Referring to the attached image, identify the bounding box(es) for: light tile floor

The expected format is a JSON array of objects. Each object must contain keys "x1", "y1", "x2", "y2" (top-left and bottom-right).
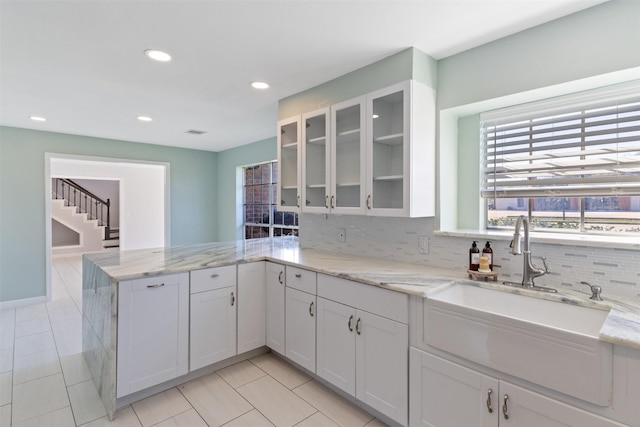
[{"x1": 0, "y1": 255, "x2": 388, "y2": 427}]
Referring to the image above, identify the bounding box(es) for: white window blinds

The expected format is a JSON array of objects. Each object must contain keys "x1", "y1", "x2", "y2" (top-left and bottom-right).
[{"x1": 481, "y1": 81, "x2": 640, "y2": 199}]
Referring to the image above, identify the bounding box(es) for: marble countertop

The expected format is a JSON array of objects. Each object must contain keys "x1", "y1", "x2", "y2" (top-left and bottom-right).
[{"x1": 84, "y1": 237, "x2": 640, "y2": 350}]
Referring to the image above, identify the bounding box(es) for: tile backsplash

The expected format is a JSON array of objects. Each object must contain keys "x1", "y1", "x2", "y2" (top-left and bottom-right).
[{"x1": 299, "y1": 214, "x2": 640, "y2": 300}]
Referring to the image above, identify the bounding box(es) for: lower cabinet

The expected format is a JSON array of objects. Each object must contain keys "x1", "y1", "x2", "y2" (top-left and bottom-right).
[
  {"x1": 117, "y1": 273, "x2": 189, "y2": 398},
  {"x1": 316, "y1": 274, "x2": 409, "y2": 426},
  {"x1": 265, "y1": 262, "x2": 285, "y2": 355},
  {"x1": 285, "y1": 287, "x2": 316, "y2": 372},
  {"x1": 190, "y1": 266, "x2": 237, "y2": 371},
  {"x1": 409, "y1": 348, "x2": 626, "y2": 427},
  {"x1": 237, "y1": 262, "x2": 266, "y2": 354}
]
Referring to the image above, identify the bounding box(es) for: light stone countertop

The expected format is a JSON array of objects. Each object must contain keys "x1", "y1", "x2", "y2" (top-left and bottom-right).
[{"x1": 84, "y1": 236, "x2": 640, "y2": 350}]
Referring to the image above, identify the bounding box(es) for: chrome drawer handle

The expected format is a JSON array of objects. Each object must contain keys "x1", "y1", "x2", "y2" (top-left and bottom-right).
[
  {"x1": 309, "y1": 301, "x2": 314, "y2": 317},
  {"x1": 366, "y1": 195, "x2": 371, "y2": 210},
  {"x1": 348, "y1": 315, "x2": 354, "y2": 332},
  {"x1": 211, "y1": 273, "x2": 219, "y2": 278},
  {"x1": 146, "y1": 283, "x2": 165, "y2": 288},
  {"x1": 230, "y1": 292, "x2": 235, "y2": 306},
  {"x1": 486, "y1": 389, "x2": 493, "y2": 413},
  {"x1": 502, "y1": 394, "x2": 509, "y2": 420},
  {"x1": 295, "y1": 273, "x2": 302, "y2": 278},
  {"x1": 356, "y1": 318, "x2": 361, "y2": 335},
  {"x1": 330, "y1": 195, "x2": 335, "y2": 209},
  {"x1": 278, "y1": 271, "x2": 283, "y2": 284},
  {"x1": 325, "y1": 195, "x2": 329, "y2": 209}
]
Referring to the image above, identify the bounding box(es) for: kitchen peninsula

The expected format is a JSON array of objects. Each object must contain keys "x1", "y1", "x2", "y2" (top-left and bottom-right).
[{"x1": 82, "y1": 237, "x2": 640, "y2": 426}]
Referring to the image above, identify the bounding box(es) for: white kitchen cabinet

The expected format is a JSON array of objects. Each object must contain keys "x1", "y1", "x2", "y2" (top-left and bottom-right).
[
  {"x1": 285, "y1": 80, "x2": 434, "y2": 218},
  {"x1": 285, "y1": 287, "x2": 316, "y2": 372},
  {"x1": 317, "y1": 275, "x2": 408, "y2": 425},
  {"x1": 190, "y1": 266, "x2": 237, "y2": 371},
  {"x1": 410, "y1": 348, "x2": 627, "y2": 427},
  {"x1": 301, "y1": 108, "x2": 331, "y2": 213},
  {"x1": 277, "y1": 116, "x2": 302, "y2": 212},
  {"x1": 237, "y1": 262, "x2": 266, "y2": 354},
  {"x1": 365, "y1": 80, "x2": 435, "y2": 217},
  {"x1": 117, "y1": 273, "x2": 189, "y2": 397},
  {"x1": 265, "y1": 262, "x2": 285, "y2": 355}
]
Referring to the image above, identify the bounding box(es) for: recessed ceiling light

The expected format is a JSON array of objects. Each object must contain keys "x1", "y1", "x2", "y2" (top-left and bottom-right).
[
  {"x1": 137, "y1": 116, "x2": 153, "y2": 122},
  {"x1": 144, "y1": 49, "x2": 171, "y2": 62},
  {"x1": 251, "y1": 81, "x2": 270, "y2": 90},
  {"x1": 372, "y1": 114, "x2": 380, "y2": 119},
  {"x1": 30, "y1": 116, "x2": 47, "y2": 122}
]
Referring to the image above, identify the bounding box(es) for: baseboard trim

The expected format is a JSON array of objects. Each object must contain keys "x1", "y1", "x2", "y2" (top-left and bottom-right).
[{"x1": 0, "y1": 295, "x2": 47, "y2": 309}]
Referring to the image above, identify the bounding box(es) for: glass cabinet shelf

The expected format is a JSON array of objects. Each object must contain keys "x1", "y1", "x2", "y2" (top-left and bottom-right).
[
  {"x1": 308, "y1": 136, "x2": 326, "y2": 145},
  {"x1": 282, "y1": 142, "x2": 298, "y2": 149},
  {"x1": 282, "y1": 185, "x2": 298, "y2": 190},
  {"x1": 306, "y1": 184, "x2": 326, "y2": 188},
  {"x1": 374, "y1": 133, "x2": 403, "y2": 145},
  {"x1": 336, "y1": 182, "x2": 360, "y2": 187},
  {"x1": 374, "y1": 175, "x2": 403, "y2": 181}
]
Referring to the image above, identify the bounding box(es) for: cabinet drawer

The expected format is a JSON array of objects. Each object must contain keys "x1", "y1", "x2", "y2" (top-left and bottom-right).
[
  {"x1": 317, "y1": 274, "x2": 408, "y2": 324},
  {"x1": 286, "y1": 266, "x2": 316, "y2": 294},
  {"x1": 190, "y1": 265, "x2": 237, "y2": 294}
]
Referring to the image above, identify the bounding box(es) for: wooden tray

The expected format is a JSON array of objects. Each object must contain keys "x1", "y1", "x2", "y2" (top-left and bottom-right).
[{"x1": 467, "y1": 269, "x2": 498, "y2": 282}]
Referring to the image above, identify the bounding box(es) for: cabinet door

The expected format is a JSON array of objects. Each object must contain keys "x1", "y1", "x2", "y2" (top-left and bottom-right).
[
  {"x1": 317, "y1": 297, "x2": 356, "y2": 395},
  {"x1": 237, "y1": 262, "x2": 266, "y2": 354},
  {"x1": 285, "y1": 287, "x2": 316, "y2": 372},
  {"x1": 365, "y1": 81, "x2": 410, "y2": 216},
  {"x1": 190, "y1": 287, "x2": 237, "y2": 371},
  {"x1": 499, "y1": 382, "x2": 626, "y2": 427},
  {"x1": 277, "y1": 116, "x2": 302, "y2": 212},
  {"x1": 117, "y1": 273, "x2": 189, "y2": 397},
  {"x1": 330, "y1": 96, "x2": 366, "y2": 214},
  {"x1": 265, "y1": 262, "x2": 285, "y2": 355},
  {"x1": 409, "y1": 348, "x2": 498, "y2": 427},
  {"x1": 302, "y1": 108, "x2": 331, "y2": 213},
  {"x1": 355, "y1": 309, "x2": 408, "y2": 425}
]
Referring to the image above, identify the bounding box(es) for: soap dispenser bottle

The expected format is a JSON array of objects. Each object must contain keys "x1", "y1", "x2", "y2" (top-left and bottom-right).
[
  {"x1": 483, "y1": 241, "x2": 493, "y2": 271},
  {"x1": 469, "y1": 241, "x2": 480, "y2": 271}
]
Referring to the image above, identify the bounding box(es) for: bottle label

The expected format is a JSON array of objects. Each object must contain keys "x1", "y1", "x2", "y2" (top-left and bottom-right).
[
  {"x1": 471, "y1": 253, "x2": 480, "y2": 264},
  {"x1": 484, "y1": 253, "x2": 492, "y2": 265}
]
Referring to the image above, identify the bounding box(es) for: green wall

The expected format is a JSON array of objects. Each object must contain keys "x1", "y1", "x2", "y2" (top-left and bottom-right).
[
  {"x1": 279, "y1": 47, "x2": 437, "y2": 119},
  {"x1": 0, "y1": 126, "x2": 218, "y2": 302},
  {"x1": 439, "y1": 0, "x2": 640, "y2": 230},
  {"x1": 215, "y1": 137, "x2": 277, "y2": 241}
]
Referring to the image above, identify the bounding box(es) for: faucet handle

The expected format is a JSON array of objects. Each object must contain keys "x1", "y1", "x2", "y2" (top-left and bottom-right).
[
  {"x1": 580, "y1": 281, "x2": 603, "y2": 301},
  {"x1": 540, "y1": 256, "x2": 549, "y2": 273}
]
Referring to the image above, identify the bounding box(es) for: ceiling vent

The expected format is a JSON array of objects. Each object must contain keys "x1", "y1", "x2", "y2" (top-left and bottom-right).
[{"x1": 186, "y1": 129, "x2": 207, "y2": 135}]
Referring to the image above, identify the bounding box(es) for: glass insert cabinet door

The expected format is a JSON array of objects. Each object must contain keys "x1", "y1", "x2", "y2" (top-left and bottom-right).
[
  {"x1": 366, "y1": 84, "x2": 409, "y2": 214},
  {"x1": 302, "y1": 108, "x2": 330, "y2": 213},
  {"x1": 331, "y1": 96, "x2": 366, "y2": 214},
  {"x1": 277, "y1": 116, "x2": 301, "y2": 212}
]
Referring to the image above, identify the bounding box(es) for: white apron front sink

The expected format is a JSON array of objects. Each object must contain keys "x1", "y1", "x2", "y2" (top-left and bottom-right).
[{"x1": 424, "y1": 284, "x2": 612, "y2": 406}]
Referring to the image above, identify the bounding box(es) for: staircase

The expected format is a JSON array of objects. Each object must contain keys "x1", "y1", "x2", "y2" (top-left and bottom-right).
[{"x1": 51, "y1": 178, "x2": 119, "y2": 254}]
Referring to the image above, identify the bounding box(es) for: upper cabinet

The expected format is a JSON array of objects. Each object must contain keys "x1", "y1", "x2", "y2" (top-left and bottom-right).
[
  {"x1": 277, "y1": 116, "x2": 302, "y2": 212},
  {"x1": 366, "y1": 80, "x2": 435, "y2": 217},
  {"x1": 279, "y1": 80, "x2": 435, "y2": 218},
  {"x1": 301, "y1": 108, "x2": 331, "y2": 213}
]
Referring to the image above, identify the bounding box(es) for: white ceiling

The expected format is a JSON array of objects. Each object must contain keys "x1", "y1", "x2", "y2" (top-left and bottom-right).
[{"x1": 0, "y1": 0, "x2": 608, "y2": 152}]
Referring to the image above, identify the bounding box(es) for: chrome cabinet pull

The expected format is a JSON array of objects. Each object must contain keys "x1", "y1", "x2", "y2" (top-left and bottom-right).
[
  {"x1": 330, "y1": 195, "x2": 335, "y2": 209},
  {"x1": 348, "y1": 315, "x2": 354, "y2": 332},
  {"x1": 486, "y1": 389, "x2": 493, "y2": 413},
  {"x1": 366, "y1": 195, "x2": 371, "y2": 210},
  {"x1": 502, "y1": 394, "x2": 509, "y2": 420},
  {"x1": 356, "y1": 318, "x2": 361, "y2": 335},
  {"x1": 230, "y1": 292, "x2": 235, "y2": 306},
  {"x1": 210, "y1": 273, "x2": 219, "y2": 278},
  {"x1": 309, "y1": 301, "x2": 314, "y2": 317},
  {"x1": 295, "y1": 273, "x2": 302, "y2": 278},
  {"x1": 278, "y1": 271, "x2": 283, "y2": 284},
  {"x1": 325, "y1": 195, "x2": 329, "y2": 208},
  {"x1": 146, "y1": 283, "x2": 165, "y2": 288},
  {"x1": 296, "y1": 195, "x2": 300, "y2": 208}
]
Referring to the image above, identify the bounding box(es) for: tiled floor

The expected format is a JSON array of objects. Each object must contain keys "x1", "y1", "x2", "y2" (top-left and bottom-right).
[{"x1": 0, "y1": 255, "x2": 388, "y2": 427}]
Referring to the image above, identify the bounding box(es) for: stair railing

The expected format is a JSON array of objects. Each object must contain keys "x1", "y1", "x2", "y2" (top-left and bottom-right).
[{"x1": 52, "y1": 178, "x2": 111, "y2": 240}]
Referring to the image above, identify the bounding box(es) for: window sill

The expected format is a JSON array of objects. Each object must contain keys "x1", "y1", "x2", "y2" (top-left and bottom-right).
[{"x1": 434, "y1": 229, "x2": 640, "y2": 251}]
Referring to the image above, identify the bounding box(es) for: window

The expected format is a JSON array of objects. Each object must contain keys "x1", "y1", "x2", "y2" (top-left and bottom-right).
[
  {"x1": 481, "y1": 81, "x2": 640, "y2": 234},
  {"x1": 243, "y1": 161, "x2": 298, "y2": 239}
]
